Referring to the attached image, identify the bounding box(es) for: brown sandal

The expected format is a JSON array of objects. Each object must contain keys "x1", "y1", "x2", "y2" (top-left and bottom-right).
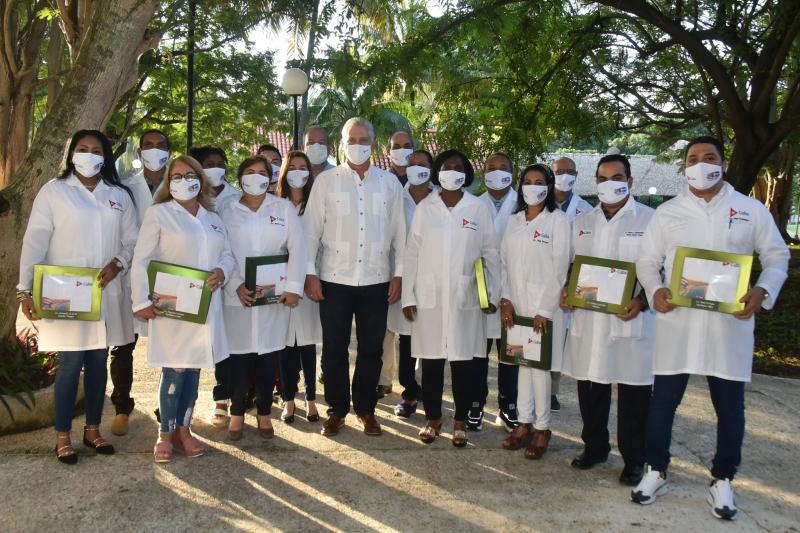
[
  {"x1": 502, "y1": 423, "x2": 533, "y2": 450},
  {"x1": 257, "y1": 416, "x2": 274, "y2": 439},
  {"x1": 524, "y1": 429, "x2": 552, "y2": 460},
  {"x1": 452, "y1": 421, "x2": 468, "y2": 448},
  {"x1": 419, "y1": 420, "x2": 442, "y2": 444},
  {"x1": 153, "y1": 437, "x2": 173, "y2": 463}
]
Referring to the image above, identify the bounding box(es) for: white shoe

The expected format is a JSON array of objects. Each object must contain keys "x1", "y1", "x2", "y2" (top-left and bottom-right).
[
  {"x1": 209, "y1": 401, "x2": 230, "y2": 428},
  {"x1": 630, "y1": 465, "x2": 668, "y2": 505},
  {"x1": 707, "y1": 478, "x2": 737, "y2": 520}
]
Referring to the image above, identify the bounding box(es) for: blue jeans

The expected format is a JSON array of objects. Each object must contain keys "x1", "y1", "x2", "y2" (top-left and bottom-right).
[
  {"x1": 158, "y1": 368, "x2": 201, "y2": 433},
  {"x1": 646, "y1": 374, "x2": 745, "y2": 480},
  {"x1": 54, "y1": 349, "x2": 109, "y2": 432}
]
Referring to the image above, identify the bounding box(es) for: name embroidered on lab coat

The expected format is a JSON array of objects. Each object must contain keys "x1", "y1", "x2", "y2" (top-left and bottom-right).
[
  {"x1": 578, "y1": 229, "x2": 592, "y2": 237},
  {"x1": 728, "y1": 207, "x2": 751, "y2": 228},
  {"x1": 462, "y1": 218, "x2": 478, "y2": 231},
  {"x1": 624, "y1": 231, "x2": 644, "y2": 237},
  {"x1": 532, "y1": 230, "x2": 551, "y2": 244}
]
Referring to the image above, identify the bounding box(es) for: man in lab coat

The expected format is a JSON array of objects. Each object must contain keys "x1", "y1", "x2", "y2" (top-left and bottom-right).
[
  {"x1": 562, "y1": 153, "x2": 655, "y2": 487},
  {"x1": 304, "y1": 117, "x2": 406, "y2": 437},
  {"x1": 110, "y1": 129, "x2": 171, "y2": 436},
  {"x1": 631, "y1": 136, "x2": 790, "y2": 521}
]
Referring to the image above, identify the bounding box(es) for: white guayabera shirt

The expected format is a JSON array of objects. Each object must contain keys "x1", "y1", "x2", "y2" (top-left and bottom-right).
[
  {"x1": 286, "y1": 203, "x2": 323, "y2": 347},
  {"x1": 18, "y1": 175, "x2": 139, "y2": 351},
  {"x1": 304, "y1": 163, "x2": 406, "y2": 285},
  {"x1": 636, "y1": 182, "x2": 789, "y2": 382}
]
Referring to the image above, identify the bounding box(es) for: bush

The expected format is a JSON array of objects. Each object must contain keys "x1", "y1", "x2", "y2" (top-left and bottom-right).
[{"x1": 0, "y1": 334, "x2": 57, "y2": 421}]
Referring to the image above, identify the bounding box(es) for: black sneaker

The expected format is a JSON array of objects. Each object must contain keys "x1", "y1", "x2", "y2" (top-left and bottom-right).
[
  {"x1": 496, "y1": 407, "x2": 519, "y2": 433},
  {"x1": 466, "y1": 406, "x2": 484, "y2": 431},
  {"x1": 550, "y1": 395, "x2": 561, "y2": 412},
  {"x1": 376, "y1": 385, "x2": 392, "y2": 399}
]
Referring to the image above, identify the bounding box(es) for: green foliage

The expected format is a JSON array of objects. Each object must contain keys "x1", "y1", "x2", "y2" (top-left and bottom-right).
[{"x1": 0, "y1": 338, "x2": 57, "y2": 420}]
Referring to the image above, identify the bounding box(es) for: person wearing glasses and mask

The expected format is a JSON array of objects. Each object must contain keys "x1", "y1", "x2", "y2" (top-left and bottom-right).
[
  {"x1": 131, "y1": 155, "x2": 234, "y2": 463},
  {"x1": 303, "y1": 126, "x2": 335, "y2": 178}
]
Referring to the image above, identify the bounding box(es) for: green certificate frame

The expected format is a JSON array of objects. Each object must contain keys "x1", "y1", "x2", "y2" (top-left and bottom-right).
[
  {"x1": 245, "y1": 254, "x2": 289, "y2": 306},
  {"x1": 33, "y1": 264, "x2": 102, "y2": 321},
  {"x1": 474, "y1": 257, "x2": 490, "y2": 310},
  {"x1": 499, "y1": 315, "x2": 553, "y2": 370},
  {"x1": 668, "y1": 246, "x2": 753, "y2": 314},
  {"x1": 147, "y1": 260, "x2": 212, "y2": 324},
  {"x1": 566, "y1": 255, "x2": 637, "y2": 314}
]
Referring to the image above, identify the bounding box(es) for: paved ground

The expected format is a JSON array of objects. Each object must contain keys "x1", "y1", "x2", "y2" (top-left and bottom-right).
[{"x1": 1, "y1": 336, "x2": 798, "y2": 532}]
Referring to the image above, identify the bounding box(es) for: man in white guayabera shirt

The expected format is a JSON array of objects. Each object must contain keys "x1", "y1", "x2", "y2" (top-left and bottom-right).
[{"x1": 304, "y1": 117, "x2": 406, "y2": 437}]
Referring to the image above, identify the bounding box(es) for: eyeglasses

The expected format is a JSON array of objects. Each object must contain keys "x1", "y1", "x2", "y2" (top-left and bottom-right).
[
  {"x1": 554, "y1": 169, "x2": 577, "y2": 175},
  {"x1": 170, "y1": 173, "x2": 199, "y2": 182}
]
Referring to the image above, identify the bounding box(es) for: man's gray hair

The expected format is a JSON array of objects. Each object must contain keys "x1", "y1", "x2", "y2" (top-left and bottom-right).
[
  {"x1": 341, "y1": 117, "x2": 376, "y2": 144},
  {"x1": 303, "y1": 125, "x2": 329, "y2": 145}
]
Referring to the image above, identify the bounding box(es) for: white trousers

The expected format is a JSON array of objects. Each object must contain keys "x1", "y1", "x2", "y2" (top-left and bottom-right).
[
  {"x1": 380, "y1": 330, "x2": 396, "y2": 387},
  {"x1": 517, "y1": 366, "x2": 552, "y2": 430}
]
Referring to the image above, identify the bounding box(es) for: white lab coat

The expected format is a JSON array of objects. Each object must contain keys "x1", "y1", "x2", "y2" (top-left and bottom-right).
[
  {"x1": 402, "y1": 191, "x2": 500, "y2": 361},
  {"x1": 131, "y1": 200, "x2": 235, "y2": 369},
  {"x1": 561, "y1": 192, "x2": 593, "y2": 222},
  {"x1": 305, "y1": 164, "x2": 406, "y2": 286},
  {"x1": 213, "y1": 181, "x2": 241, "y2": 213},
  {"x1": 500, "y1": 209, "x2": 572, "y2": 371},
  {"x1": 286, "y1": 204, "x2": 322, "y2": 347},
  {"x1": 387, "y1": 182, "x2": 434, "y2": 335},
  {"x1": 221, "y1": 195, "x2": 307, "y2": 355},
  {"x1": 636, "y1": 182, "x2": 789, "y2": 382},
  {"x1": 562, "y1": 197, "x2": 656, "y2": 385},
  {"x1": 17, "y1": 175, "x2": 139, "y2": 351},
  {"x1": 479, "y1": 188, "x2": 518, "y2": 339}
]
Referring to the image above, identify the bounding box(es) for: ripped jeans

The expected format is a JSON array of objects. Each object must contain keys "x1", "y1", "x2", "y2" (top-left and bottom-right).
[{"x1": 158, "y1": 368, "x2": 201, "y2": 433}]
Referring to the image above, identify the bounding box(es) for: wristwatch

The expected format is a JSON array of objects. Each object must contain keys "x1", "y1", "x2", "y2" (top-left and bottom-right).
[
  {"x1": 16, "y1": 290, "x2": 32, "y2": 302},
  {"x1": 112, "y1": 258, "x2": 124, "y2": 270}
]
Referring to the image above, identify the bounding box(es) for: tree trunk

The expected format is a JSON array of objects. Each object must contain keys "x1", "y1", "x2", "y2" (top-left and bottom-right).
[
  {"x1": 299, "y1": 0, "x2": 320, "y2": 137},
  {"x1": 751, "y1": 143, "x2": 798, "y2": 241},
  {"x1": 0, "y1": 0, "x2": 161, "y2": 349}
]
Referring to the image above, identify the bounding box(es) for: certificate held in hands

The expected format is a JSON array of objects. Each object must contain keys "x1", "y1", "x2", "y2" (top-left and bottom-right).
[
  {"x1": 33, "y1": 264, "x2": 102, "y2": 320},
  {"x1": 147, "y1": 261, "x2": 213, "y2": 324},
  {"x1": 245, "y1": 254, "x2": 289, "y2": 306},
  {"x1": 566, "y1": 255, "x2": 637, "y2": 314},
  {"x1": 499, "y1": 315, "x2": 553, "y2": 370},
  {"x1": 668, "y1": 246, "x2": 753, "y2": 314}
]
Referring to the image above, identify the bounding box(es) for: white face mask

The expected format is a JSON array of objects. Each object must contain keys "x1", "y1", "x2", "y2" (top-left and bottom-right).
[
  {"x1": 389, "y1": 148, "x2": 413, "y2": 167},
  {"x1": 345, "y1": 144, "x2": 372, "y2": 165},
  {"x1": 485, "y1": 169, "x2": 513, "y2": 191},
  {"x1": 406, "y1": 165, "x2": 431, "y2": 186},
  {"x1": 140, "y1": 148, "x2": 169, "y2": 172},
  {"x1": 685, "y1": 162, "x2": 723, "y2": 191},
  {"x1": 204, "y1": 167, "x2": 226, "y2": 187},
  {"x1": 305, "y1": 143, "x2": 328, "y2": 165},
  {"x1": 270, "y1": 164, "x2": 282, "y2": 183},
  {"x1": 554, "y1": 172, "x2": 576, "y2": 192},
  {"x1": 597, "y1": 180, "x2": 629, "y2": 205},
  {"x1": 72, "y1": 152, "x2": 104, "y2": 178},
  {"x1": 170, "y1": 178, "x2": 200, "y2": 201},
  {"x1": 522, "y1": 184, "x2": 549, "y2": 206},
  {"x1": 438, "y1": 170, "x2": 466, "y2": 191},
  {"x1": 241, "y1": 173, "x2": 270, "y2": 196},
  {"x1": 287, "y1": 169, "x2": 310, "y2": 189}
]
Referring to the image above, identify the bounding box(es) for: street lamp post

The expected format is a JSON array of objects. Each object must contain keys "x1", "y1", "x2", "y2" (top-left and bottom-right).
[{"x1": 281, "y1": 68, "x2": 310, "y2": 150}]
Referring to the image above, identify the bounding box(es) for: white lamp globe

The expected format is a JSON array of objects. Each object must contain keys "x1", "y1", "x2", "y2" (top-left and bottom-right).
[
  {"x1": 648, "y1": 186, "x2": 657, "y2": 195},
  {"x1": 281, "y1": 68, "x2": 309, "y2": 97}
]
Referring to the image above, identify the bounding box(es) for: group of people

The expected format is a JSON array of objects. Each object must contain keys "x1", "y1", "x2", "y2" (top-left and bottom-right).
[{"x1": 15, "y1": 116, "x2": 789, "y2": 522}]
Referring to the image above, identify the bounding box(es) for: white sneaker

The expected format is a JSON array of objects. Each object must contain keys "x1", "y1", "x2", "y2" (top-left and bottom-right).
[
  {"x1": 630, "y1": 465, "x2": 668, "y2": 505},
  {"x1": 707, "y1": 478, "x2": 737, "y2": 520}
]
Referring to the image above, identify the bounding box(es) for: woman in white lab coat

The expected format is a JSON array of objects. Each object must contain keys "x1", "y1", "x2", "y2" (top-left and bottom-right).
[
  {"x1": 221, "y1": 156, "x2": 306, "y2": 440},
  {"x1": 401, "y1": 149, "x2": 500, "y2": 447},
  {"x1": 17, "y1": 130, "x2": 139, "y2": 464},
  {"x1": 131, "y1": 155, "x2": 234, "y2": 463},
  {"x1": 498, "y1": 164, "x2": 571, "y2": 460},
  {"x1": 275, "y1": 150, "x2": 322, "y2": 423}
]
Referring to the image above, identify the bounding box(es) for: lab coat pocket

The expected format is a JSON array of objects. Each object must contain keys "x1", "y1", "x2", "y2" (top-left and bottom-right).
[
  {"x1": 609, "y1": 313, "x2": 643, "y2": 339},
  {"x1": 416, "y1": 274, "x2": 437, "y2": 309},
  {"x1": 618, "y1": 236, "x2": 642, "y2": 263},
  {"x1": 330, "y1": 193, "x2": 351, "y2": 216},
  {"x1": 726, "y1": 220, "x2": 755, "y2": 251},
  {"x1": 458, "y1": 275, "x2": 480, "y2": 310}
]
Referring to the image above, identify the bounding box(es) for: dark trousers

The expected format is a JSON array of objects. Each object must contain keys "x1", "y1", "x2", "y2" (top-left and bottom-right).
[
  {"x1": 279, "y1": 343, "x2": 317, "y2": 402},
  {"x1": 421, "y1": 359, "x2": 474, "y2": 421},
  {"x1": 398, "y1": 334, "x2": 421, "y2": 402},
  {"x1": 646, "y1": 374, "x2": 745, "y2": 480},
  {"x1": 577, "y1": 380, "x2": 651, "y2": 467},
  {"x1": 229, "y1": 352, "x2": 279, "y2": 417},
  {"x1": 472, "y1": 339, "x2": 519, "y2": 412},
  {"x1": 109, "y1": 335, "x2": 137, "y2": 415},
  {"x1": 213, "y1": 357, "x2": 233, "y2": 403},
  {"x1": 319, "y1": 281, "x2": 389, "y2": 417}
]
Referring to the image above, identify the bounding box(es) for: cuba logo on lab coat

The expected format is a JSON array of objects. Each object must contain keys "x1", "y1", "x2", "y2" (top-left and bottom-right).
[
  {"x1": 728, "y1": 207, "x2": 751, "y2": 228},
  {"x1": 209, "y1": 223, "x2": 224, "y2": 234},
  {"x1": 108, "y1": 199, "x2": 123, "y2": 212},
  {"x1": 532, "y1": 230, "x2": 551, "y2": 244},
  {"x1": 578, "y1": 229, "x2": 592, "y2": 237},
  {"x1": 462, "y1": 218, "x2": 478, "y2": 231},
  {"x1": 269, "y1": 215, "x2": 286, "y2": 227}
]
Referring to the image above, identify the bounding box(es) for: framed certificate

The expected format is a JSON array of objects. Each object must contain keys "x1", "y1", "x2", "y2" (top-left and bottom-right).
[
  {"x1": 566, "y1": 255, "x2": 637, "y2": 314},
  {"x1": 245, "y1": 254, "x2": 289, "y2": 306},
  {"x1": 668, "y1": 246, "x2": 753, "y2": 314},
  {"x1": 499, "y1": 315, "x2": 553, "y2": 370},
  {"x1": 147, "y1": 261, "x2": 212, "y2": 324},
  {"x1": 33, "y1": 265, "x2": 102, "y2": 320},
  {"x1": 474, "y1": 257, "x2": 490, "y2": 310}
]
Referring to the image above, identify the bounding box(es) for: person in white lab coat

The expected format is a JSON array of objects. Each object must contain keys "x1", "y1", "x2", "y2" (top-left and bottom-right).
[
  {"x1": 561, "y1": 154, "x2": 655, "y2": 486},
  {"x1": 303, "y1": 126, "x2": 336, "y2": 178},
  {"x1": 17, "y1": 130, "x2": 139, "y2": 464},
  {"x1": 402, "y1": 149, "x2": 500, "y2": 447},
  {"x1": 257, "y1": 143, "x2": 284, "y2": 194},
  {"x1": 304, "y1": 117, "x2": 406, "y2": 438},
  {"x1": 187, "y1": 145, "x2": 241, "y2": 427},
  {"x1": 378, "y1": 131, "x2": 416, "y2": 399},
  {"x1": 549, "y1": 156, "x2": 594, "y2": 412},
  {"x1": 388, "y1": 149, "x2": 435, "y2": 419},
  {"x1": 473, "y1": 152, "x2": 520, "y2": 433},
  {"x1": 499, "y1": 164, "x2": 571, "y2": 460},
  {"x1": 110, "y1": 129, "x2": 172, "y2": 437},
  {"x1": 131, "y1": 155, "x2": 235, "y2": 463},
  {"x1": 275, "y1": 150, "x2": 322, "y2": 423},
  {"x1": 220, "y1": 155, "x2": 306, "y2": 440},
  {"x1": 631, "y1": 137, "x2": 790, "y2": 520}
]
